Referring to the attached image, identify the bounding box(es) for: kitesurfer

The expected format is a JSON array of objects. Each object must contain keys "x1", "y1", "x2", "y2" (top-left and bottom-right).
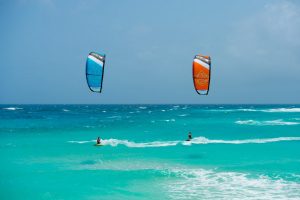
[
  {"x1": 187, "y1": 132, "x2": 192, "y2": 141},
  {"x1": 96, "y1": 137, "x2": 101, "y2": 144}
]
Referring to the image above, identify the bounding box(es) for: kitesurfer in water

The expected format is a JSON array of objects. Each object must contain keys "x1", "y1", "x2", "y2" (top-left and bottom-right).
[
  {"x1": 187, "y1": 132, "x2": 192, "y2": 141},
  {"x1": 96, "y1": 137, "x2": 101, "y2": 144}
]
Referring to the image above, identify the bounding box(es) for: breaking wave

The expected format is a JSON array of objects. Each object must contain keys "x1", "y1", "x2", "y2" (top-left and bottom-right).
[
  {"x1": 2, "y1": 107, "x2": 23, "y2": 111},
  {"x1": 210, "y1": 107, "x2": 300, "y2": 113},
  {"x1": 178, "y1": 114, "x2": 188, "y2": 117},
  {"x1": 262, "y1": 108, "x2": 300, "y2": 113},
  {"x1": 166, "y1": 168, "x2": 300, "y2": 200},
  {"x1": 70, "y1": 160, "x2": 300, "y2": 199},
  {"x1": 235, "y1": 119, "x2": 299, "y2": 126}
]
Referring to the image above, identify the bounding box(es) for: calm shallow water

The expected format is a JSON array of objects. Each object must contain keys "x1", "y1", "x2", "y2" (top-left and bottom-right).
[{"x1": 1, "y1": 104, "x2": 300, "y2": 199}]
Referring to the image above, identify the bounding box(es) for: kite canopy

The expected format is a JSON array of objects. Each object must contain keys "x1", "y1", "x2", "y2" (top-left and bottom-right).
[
  {"x1": 86, "y1": 52, "x2": 105, "y2": 93},
  {"x1": 192, "y1": 54, "x2": 211, "y2": 95}
]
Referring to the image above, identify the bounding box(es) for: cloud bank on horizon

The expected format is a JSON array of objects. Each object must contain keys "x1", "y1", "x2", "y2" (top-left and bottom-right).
[{"x1": 0, "y1": 0, "x2": 299, "y2": 104}]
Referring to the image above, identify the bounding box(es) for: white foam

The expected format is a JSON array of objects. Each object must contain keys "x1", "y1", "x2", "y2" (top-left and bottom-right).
[
  {"x1": 139, "y1": 106, "x2": 147, "y2": 109},
  {"x1": 68, "y1": 139, "x2": 178, "y2": 148},
  {"x1": 163, "y1": 119, "x2": 176, "y2": 122},
  {"x1": 210, "y1": 108, "x2": 257, "y2": 112},
  {"x1": 84, "y1": 125, "x2": 95, "y2": 128},
  {"x1": 209, "y1": 109, "x2": 235, "y2": 112},
  {"x1": 68, "y1": 140, "x2": 94, "y2": 144},
  {"x1": 262, "y1": 108, "x2": 300, "y2": 113},
  {"x1": 68, "y1": 136, "x2": 300, "y2": 147},
  {"x1": 62, "y1": 109, "x2": 70, "y2": 112},
  {"x1": 166, "y1": 168, "x2": 300, "y2": 200},
  {"x1": 2, "y1": 107, "x2": 23, "y2": 111},
  {"x1": 178, "y1": 114, "x2": 188, "y2": 117},
  {"x1": 237, "y1": 108, "x2": 258, "y2": 112},
  {"x1": 69, "y1": 159, "x2": 300, "y2": 199},
  {"x1": 107, "y1": 116, "x2": 121, "y2": 119},
  {"x1": 210, "y1": 108, "x2": 300, "y2": 113},
  {"x1": 101, "y1": 139, "x2": 179, "y2": 148},
  {"x1": 187, "y1": 136, "x2": 300, "y2": 145},
  {"x1": 235, "y1": 119, "x2": 299, "y2": 126}
]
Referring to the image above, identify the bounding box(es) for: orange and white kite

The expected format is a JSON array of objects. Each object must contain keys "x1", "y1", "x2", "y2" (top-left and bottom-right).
[{"x1": 192, "y1": 54, "x2": 211, "y2": 95}]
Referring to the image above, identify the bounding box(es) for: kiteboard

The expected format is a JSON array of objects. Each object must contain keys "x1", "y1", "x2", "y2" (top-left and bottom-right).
[{"x1": 94, "y1": 143, "x2": 104, "y2": 146}]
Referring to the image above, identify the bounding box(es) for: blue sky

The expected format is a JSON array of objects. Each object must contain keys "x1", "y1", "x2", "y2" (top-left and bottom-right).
[{"x1": 0, "y1": 0, "x2": 300, "y2": 104}]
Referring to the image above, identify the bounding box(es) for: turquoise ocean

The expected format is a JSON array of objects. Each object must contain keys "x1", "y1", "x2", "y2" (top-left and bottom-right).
[{"x1": 1, "y1": 104, "x2": 300, "y2": 199}]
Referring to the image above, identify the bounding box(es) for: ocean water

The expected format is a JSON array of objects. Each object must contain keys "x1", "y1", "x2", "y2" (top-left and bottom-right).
[{"x1": 1, "y1": 104, "x2": 300, "y2": 200}]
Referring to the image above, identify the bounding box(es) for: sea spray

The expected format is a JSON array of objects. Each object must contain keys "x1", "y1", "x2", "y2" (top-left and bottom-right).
[{"x1": 68, "y1": 136, "x2": 300, "y2": 147}]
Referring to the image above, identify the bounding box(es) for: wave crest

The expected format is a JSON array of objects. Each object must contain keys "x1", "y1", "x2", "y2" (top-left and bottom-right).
[
  {"x1": 263, "y1": 108, "x2": 300, "y2": 113},
  {"x1": 69, "y1": 160, "x2": 300, "y2": 199},
  {"x1": 235, "y1": 119, "x2": 299, "y2": 126},
  {"x1": 210, "y1": 107, "x2": 300, "y2": 113},
  {"x1": 2, "y1": 107, "x2": 23, "y2": 111},
  {"x1": 166, "y1": 168, "x2": 300, "y2": 200}
]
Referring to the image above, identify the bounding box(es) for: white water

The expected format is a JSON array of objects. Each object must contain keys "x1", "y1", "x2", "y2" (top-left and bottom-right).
[
  {"x1": 166, "y1": 168, "x2": 300, "y2": 200},
  {"x1": 68, "y1": 136, "x2": 300, "y2": 148},
  {"x1": 235, "y1": 119, "x2": 300, "y2": 126},
  {"x1": 70, "y1": 160, "x2": 300, "y2": 200},
  {"x1": 211, "y1": 107, "x2": 300, "y2": 113},
  {"x1": 262, "y1": 108, "x2": 300, "y2": 113},
  {"x1": 2, "y1": 107, "x2": 23, "y2": 111}
]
